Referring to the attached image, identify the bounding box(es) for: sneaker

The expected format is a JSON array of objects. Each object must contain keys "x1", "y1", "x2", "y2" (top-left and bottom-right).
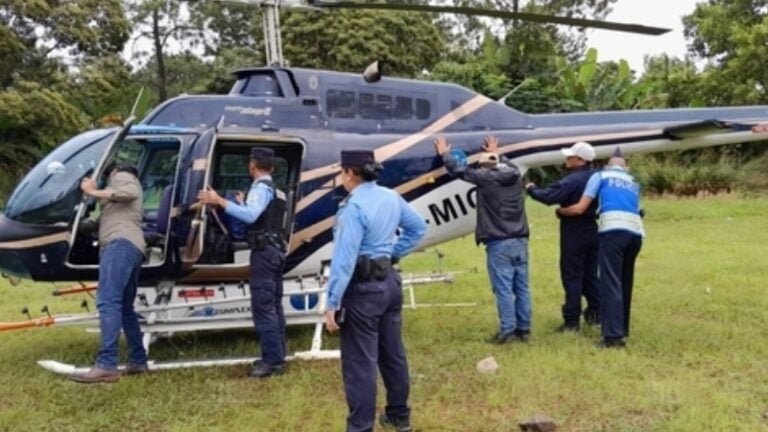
[
  {"x1": 379, "y1": 413, "x2": 412, "y2": 432},
  {"x1": 124, "y1": 363, "x2": 149, "y2": 376},
  {"x1": 248, "y1": 362, "x2": 285, "y2": 378},
  {"x1": 555, "y1": 323, "x2": 580, "y2": 333},
  {"x1": 595, "y1": 338, "x2": 626, "y2": 349},
  {"x1": 68, "y1": 366, "x2": 121, "y2": 384}
]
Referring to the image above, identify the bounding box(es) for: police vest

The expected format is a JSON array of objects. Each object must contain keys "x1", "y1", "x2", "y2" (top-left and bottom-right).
[
  {"x1": 248, "y1": 180, "x2": 288, "y2": 250},
  {"x1": 596, "y1": 169, "x2": 644, "y2": 236}
]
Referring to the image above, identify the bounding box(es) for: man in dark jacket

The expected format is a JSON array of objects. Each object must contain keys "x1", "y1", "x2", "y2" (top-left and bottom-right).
[
  {"x1": 434, "y1": 135, "x2": 530, "y2": 344},
  {"x1": 526, "y1": 142, "x2": 600, "y2": 332}
]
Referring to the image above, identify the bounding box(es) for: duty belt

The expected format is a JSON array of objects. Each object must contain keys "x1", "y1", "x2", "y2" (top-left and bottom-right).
[
  {"x1": 352, "y1": 256, "x2": 392, "y2": 282},
  {"x1": 248, "y1": 231, "x2": 286, "y2": 252}
]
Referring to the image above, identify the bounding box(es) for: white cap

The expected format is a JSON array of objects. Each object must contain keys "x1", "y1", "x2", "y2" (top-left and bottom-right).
[
  {"x1": 478, "y1": 152, "x2": 499, "y2": 167},
  {"x1": 561, "y1": 141, "x2": 595, "y2": 162}
]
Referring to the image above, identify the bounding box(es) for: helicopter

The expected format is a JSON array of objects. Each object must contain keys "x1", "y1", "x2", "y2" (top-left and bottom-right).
[{"x1": 1, "y1": 0, "x2": 768, "y2": 374}]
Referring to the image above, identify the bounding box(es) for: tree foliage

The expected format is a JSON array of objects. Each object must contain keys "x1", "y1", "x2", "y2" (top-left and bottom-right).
[
  {"x1": 684, "y1": 0, "x2": 768, "y2": 104},
  {"x1": 282, "y1": 8, "x2": 444, "y2": 77},
  {"x1": 0, "y1": 0, "x2": 129, "y2": 187},
  {"x1": 0, "y1": 0, "x2": 130, "y2": 87}
]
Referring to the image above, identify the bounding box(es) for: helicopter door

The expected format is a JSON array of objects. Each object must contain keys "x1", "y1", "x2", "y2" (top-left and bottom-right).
[
  {"x1": 190, "y1": 137, "x2": 305, "y2": 267},
  {"x1": 64, "y1": 118, "x2": 136, "y2": 269},
  {"x1": 179, "y1": 128, "x2": 218, "y2": 266}
]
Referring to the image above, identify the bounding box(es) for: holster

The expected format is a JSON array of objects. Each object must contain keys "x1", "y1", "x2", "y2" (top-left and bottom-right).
[
  {"x1": 248, "y1": 231, "x2": 266, "y2": 251},
  {"x1": 352, "y1": 256, "x2": 392, "y2": 282}
]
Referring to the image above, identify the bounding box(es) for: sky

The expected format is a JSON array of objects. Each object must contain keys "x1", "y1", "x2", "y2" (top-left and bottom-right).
[{"x1": 585, "y1": 0, "x2": 703, "y2": 72}]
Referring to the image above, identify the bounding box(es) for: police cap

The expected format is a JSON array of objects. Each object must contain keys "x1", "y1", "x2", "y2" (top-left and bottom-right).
[
  {"x1": 341, "y1": 149, "x2": 376, "y2": 167},
  {"x1": 250, "y1": 147, "x2": 275, "y2": 161}
]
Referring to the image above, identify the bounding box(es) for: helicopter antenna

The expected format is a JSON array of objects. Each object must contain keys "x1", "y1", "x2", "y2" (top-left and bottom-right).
[
  {"x1": 498, "y1": 79, "x2": 532, "y2": 105},
  {"x1": 130, "y1": 86, "x2": 145, "y2": 118}
]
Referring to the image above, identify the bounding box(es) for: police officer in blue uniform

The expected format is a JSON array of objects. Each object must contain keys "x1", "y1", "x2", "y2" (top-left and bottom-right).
[
  {"x1": 324, "y1": 149, "x2": 427, "y2": 432},
  {"x1": 558, "y1": 147, "x2": 644, "y2": 348},
  {"x1": 198, "y1": 147, "x2": 288, "y2": 376},
  {"x1": 526, "y1": 142, "x2": 600, "y2": 331}
]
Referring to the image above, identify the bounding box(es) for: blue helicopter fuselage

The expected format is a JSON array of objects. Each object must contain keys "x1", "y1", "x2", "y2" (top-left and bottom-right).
[{"x1": 1, "y1": 67, "x2": 767, "y2": 283}]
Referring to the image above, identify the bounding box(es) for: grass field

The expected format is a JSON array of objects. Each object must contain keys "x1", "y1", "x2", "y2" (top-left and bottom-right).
[{"x1": 1, "y1": 196, "x2": 767, "y2": 432}]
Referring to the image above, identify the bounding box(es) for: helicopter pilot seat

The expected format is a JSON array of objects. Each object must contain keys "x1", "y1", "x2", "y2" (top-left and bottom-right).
[{"x1": 144, "y1": 184, "x2": 173, "y2": 264}]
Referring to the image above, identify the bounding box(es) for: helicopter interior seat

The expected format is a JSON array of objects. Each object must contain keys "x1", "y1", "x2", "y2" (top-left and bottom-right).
[{"x1": 144, "y1": 184, "x2": 173, "y2": 264}]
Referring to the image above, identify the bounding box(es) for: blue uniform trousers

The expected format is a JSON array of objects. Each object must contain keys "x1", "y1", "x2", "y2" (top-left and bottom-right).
[
  {"x1": 560, "y1": 225, "x2": 599, "y2": 325},
  {"x1": 249, "y1": 245, "x2": 286, "y2": 366},
  {"x1": 598, "y1": 231, "x2": 642, "y2": 340},
  {"x1": 340, "y1": 269, "x2": 410, "y2": 432}
]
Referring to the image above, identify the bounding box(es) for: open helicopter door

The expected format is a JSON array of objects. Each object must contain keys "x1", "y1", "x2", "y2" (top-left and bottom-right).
[
  {"x1": 65, "y1": 121, "x2": 188, "y2": 270},
  {"x1": 188, "y1": 133, "x2": 305, "y2": 268},
  {"x1": 178, "y1": 127, "x2": 218, "y2": 266},
  {"x1": 64, "y1": 118, "x2": 135, "y2": 269}
]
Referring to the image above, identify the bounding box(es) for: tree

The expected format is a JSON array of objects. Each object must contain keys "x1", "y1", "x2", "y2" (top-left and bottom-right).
[
  {"x1": 0, "y1": 0, "x2": 130, "y2": 87},
  {"x1": 553, "y1": 48, "x2": 660, "y2": 111},
  {"x1": 0, "y1": 81, "x2": 87, "y2": 166},
  {"x1": 126, "y1": 0, "x2": 202, "y2": 102},
  {"x1": 428, "y1": 30, "x2": 511, "y2": 99},
  {"x1": 281, "y1": 8, "x2": 444, "y2": 77},
  {"x1": 683, "y1": 0, "x2": 768, "y2": 104},
  {"x1": 637, "y1": 55, "x2": 703, "y2": 108}
]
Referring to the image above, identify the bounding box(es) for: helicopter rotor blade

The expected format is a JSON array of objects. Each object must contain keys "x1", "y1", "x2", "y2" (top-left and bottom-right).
[{"x1": 308, "y1": 1, "x2": 671, "y2": 36}]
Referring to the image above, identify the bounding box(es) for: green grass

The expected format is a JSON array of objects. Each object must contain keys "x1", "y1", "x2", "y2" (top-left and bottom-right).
[{"x1": 2, "y1": 196, "x2": 768, "y2": 432}]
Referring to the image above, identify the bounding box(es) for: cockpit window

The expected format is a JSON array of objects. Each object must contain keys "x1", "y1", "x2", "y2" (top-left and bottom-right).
[
  {"x1": 241, "y1": 73, "x2": 282, "y2": 97},
  {"x1": 143, "y1": 149, "x2": 178, "y2": 210},
  {"x1": 4, "y1": 129, "x2": 116, "y2": 225}
]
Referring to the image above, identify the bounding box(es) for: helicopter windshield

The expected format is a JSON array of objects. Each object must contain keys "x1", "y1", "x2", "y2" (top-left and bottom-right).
[{"x1": 4, "y1": 129, "x2": 116, "y2": 225}]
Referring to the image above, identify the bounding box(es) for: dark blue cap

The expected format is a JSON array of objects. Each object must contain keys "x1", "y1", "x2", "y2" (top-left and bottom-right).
[
  {"x1": 341, "y1": 149, "x2": 376, "y2": 167},
  {"x1": 612, "y1": 146, "x2": 625, "y2": 159},
  {"x1": 250, "y1": 147, "x2": 274, "y2": 160}
]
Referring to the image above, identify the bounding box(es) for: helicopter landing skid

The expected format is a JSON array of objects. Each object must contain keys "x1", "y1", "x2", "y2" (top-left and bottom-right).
[{"x1": 38, "y1": 322, "x2": 340, "y2": 376}]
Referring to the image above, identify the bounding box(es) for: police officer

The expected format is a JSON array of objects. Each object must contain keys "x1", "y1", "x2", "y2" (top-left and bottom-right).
[
  {"x1": 526, "y1": 141, "x2": 600, "y2": 331},
  {"x1": 558, "y1": 147, "x2": 644, "y2": 348},
  {"x1": 198, "y1": 147, "x2": 288, "y2": 376},
  {"x1": 324, "y1": 149, "x2": 427, "y2": 432}
]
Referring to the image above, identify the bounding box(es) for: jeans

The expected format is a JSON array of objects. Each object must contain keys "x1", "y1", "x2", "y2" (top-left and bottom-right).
[
  {"x1": 486, "y1": 237, "x2": 531, "y2": 335},
  {"x1": 96, "y1": 239, "x2": 147, "y2": 370}
]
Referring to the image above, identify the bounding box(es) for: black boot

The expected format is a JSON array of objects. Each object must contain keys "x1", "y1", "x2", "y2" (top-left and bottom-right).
[{"x1": 379, "y1": 413, "x2": 412, "y2": 432}]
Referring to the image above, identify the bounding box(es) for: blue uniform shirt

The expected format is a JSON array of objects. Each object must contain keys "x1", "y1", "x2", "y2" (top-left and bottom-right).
[
  {"x1": 527, "y1": 166, "x2": 597, "y2": 229},
  {"x1": 224, "y1": 174, "x2": 274, "y2": 224},
  {"x1": 326, "y1": 182, "x2": 427, "y2": 310},
  {"x1": 584, "y1": 166, "x2": 644, "y2": 236}
]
